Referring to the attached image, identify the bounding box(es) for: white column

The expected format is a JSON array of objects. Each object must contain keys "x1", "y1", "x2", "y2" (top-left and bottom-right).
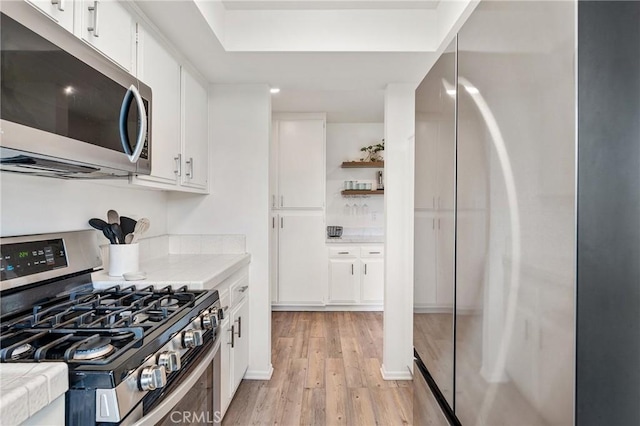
[
  {"x1": 382, "y1": 83, "x2": 415, "y2": 380},
  {"x1": 167, "y1": 84, "x2": 273, "y2": 379}
]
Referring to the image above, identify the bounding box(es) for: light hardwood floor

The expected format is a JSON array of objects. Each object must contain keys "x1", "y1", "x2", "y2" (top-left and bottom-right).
[{"x1": 223, "y1": 311, "x2": 446, "y2": 426}]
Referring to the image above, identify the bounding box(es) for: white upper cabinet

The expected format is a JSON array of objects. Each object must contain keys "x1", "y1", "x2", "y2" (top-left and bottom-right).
[
  {"x1": 79, "y1": 0, "x2": 136, "y2": 73},
  {"x1": 134, "y1": 24, "x2": 181, "y2": 185},
  {"x1": 130, "y1": 34, "x2": 209, "y2": 193},
  {"x1": 273, "y1": 117, "x2": 325, "y2": 209},
  {"x1": 26, "y1": 0, "x2": 74, "y2": 33},
  {"x1": 180, "y1": 68, "x2": 209, "y2": 190}
]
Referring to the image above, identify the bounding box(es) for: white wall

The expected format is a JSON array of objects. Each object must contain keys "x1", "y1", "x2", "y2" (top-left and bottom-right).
[
  {"x1": 326, "y1": 123, "x2": 384, "y2": 234},
  {"x1": 382, "y1": 84, "x2": 415, "y2": 379},
  {"x1": 0, "y1": 174, "x2": 168, "y2": 237},
  {"x1": 167, "y1": 84, "x2": 273, "y2": 379}
]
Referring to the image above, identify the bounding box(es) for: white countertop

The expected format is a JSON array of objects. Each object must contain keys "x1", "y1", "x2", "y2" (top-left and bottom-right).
[
  {"x1": 326, "y1": 236, "x2": 384, "y2": 244},
  {"x1": 0, "y1": 363, "x2": 68, "y2": 426},
  {"x1": 92, "y1": 253, "x2": 251, "y2": 290}
]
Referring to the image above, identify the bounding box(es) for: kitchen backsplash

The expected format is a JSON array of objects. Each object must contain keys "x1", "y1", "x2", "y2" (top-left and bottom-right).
[{"x1": 99, "y1": 234, "x2": 246, "y2": 267}]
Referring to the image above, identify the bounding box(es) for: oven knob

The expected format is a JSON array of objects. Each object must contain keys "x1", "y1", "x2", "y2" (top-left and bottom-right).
[
  {"x1": 139, "y1": 365, "x2": 167, "y2": 391},
  {"x1": 201, "y1": 312, "x2": 218, "y2": 330},
  {"x1": 182, "y1": 329, "x2": 204, "y2": 348},
  {"x1": 157, "y1": 351, "x2": 181, "y2": 373}
]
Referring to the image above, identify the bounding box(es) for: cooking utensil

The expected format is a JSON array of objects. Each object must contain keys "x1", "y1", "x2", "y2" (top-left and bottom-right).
[
  {"x1": 120, "y1": 216, "x2": 137, "y2": 236},
  {"x1": 130, "y1": 218, "x2": 150, "y2": 244},
  {"x1": 88, "y1": 218, "x2": 109, "y2": 231},
  {"x1": 102, "y1": 226, "x2": 117, "y2": 245},
  {"x1": 111, "y1": 223, "x2": 125, "y2": 244},
  {"x1": 107, "y1": 209, "x2": 120, "y2": 225},
  {"x1": 124, "y1": 233, "x2": 134, "y2": 244}
]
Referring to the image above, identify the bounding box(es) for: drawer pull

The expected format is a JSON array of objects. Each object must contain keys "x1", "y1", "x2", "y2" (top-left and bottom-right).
[
  {"x1": 369, "y1": 251, "x2": 381, "y2": 254},
  {"x1": 237, "y1": 316, "x2": 242, "y2": 338},
  {"x1": 338, "y1": 251, "x2": 349, "y2": 255},
  {"x1": 238, "y1": 285, "x2": 249, "y2": 293}
]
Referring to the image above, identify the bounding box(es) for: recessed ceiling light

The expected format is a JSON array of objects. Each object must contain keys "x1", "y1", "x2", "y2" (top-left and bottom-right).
[
  {"x1": 63, "y1": 86, "x2": 74, "y2": 95},
  {"x1": 270, "y1": 87, "x2": 280, "y2": 94}
]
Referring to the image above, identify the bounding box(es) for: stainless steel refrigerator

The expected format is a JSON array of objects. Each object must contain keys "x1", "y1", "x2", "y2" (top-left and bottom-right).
[{"x1": 413, "y1": 1, "x2": 639, "y2": 425}]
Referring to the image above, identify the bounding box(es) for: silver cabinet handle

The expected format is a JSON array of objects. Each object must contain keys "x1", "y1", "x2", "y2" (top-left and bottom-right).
[
  {"x1": 281, "y1": 217, "x2": 284, "y2": 228},
  {"x1": 272, "y1": 195, "x2": 276, "y2": 207},
  {"x1": 338, "y1": 251, "x2": 349, "y2": 255},
  {"x1": 236, "y1": 316, "x2": 242, "y2": 338},
  {"x1": 364, "y1": 264, "x2": 368, "y2": 275},
  {"x1": 174, "y1": 154, "x2": 182, "y2": 176},
  {"x1": 228, "y1": 325, "x2": 235, "y2": 348},
  {"x1": 238, "y1": 285, "x2": 249, "y2": 293},
  {"x1": 351, "y1": 264, "x2": 354, "y2": 275},
  {"x1": 88, "y1": 1, "x2": 99, "y2": 37},
  {"x1": 185, "y1": 157, "x2": 193, "y2": 179},
  {"x1": 369, "y1": 251, "x2": 381, "y2": 254},
  {"x1": 51, "y1": 0, "x2": 65, "y2": 12},
  {"x1": 432, "y1": 218, "x2": 435, "y2": 230},
  {"x1": 272, "y1": 217, "x2": 275, "y2": 229},
  {"x1": 438, "y1": 219, "x2": 441, "y2": 230},
  {"x1": 280, "y1": 195, "x2": 284, "y2": 207}
]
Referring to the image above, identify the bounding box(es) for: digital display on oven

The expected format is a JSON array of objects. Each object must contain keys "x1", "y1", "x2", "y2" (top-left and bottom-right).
[{"x1": 0, "y1": 239, "x2": 68, "y2": 281}]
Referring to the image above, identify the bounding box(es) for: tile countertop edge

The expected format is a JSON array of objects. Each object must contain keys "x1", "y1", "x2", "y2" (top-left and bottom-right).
[
  {"x1": 91, "y1": 253, "x2": 251, "y2": 290},
  {"x1": 0, "y1": 363, "x2": 68, "y2": 426}
]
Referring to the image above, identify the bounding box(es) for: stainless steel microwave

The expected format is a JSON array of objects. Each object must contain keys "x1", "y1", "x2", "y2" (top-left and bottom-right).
[{"x1": 0, "y1": 2, "x2": 151, "y2": 178}]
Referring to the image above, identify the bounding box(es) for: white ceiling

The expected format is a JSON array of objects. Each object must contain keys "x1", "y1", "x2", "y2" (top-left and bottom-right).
[
  {"x1": 221, "y1": 1, "x2": 440, "y2": 10},
  {"x1": 134, "y1": 0, "x2": 471, "y2": 122}
]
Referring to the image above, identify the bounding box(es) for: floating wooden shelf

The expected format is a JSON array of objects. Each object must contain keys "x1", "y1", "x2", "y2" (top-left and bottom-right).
[
  {"x1": 341, "y1": 190, "x2": 384, "y2": 196},
  {"x1": 341, "y1": 161, "x2": 384, "y2": 168}
]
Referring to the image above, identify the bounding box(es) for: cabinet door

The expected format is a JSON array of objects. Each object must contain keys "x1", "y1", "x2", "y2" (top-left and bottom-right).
[
  {"x1": 414, "y1": 213, "x2": 438, "y2": 307},
  {"x1": 220, "y1": 318, "x2": 232, "y2": 417},
  {"x1": 230, "y1": 297, "x2": 249, "y2": 393},
  {"x1": 80, "y1": 0, "x2": 135, "y2": 73},
  {"x1": 277, "y1": 119, "x2": 325, "y2": 208},
  {"x1": 278, "y1": 215, "x2": 325, "y2": 304},
  {"x1": 134, "y1": 26, "x2": 180, "y2": 184},
  {"x1": 328, "y1": 258, "x2": 359, "y2": 303},
  {"x1": 181, "y1": 68, "x2": 209, "y2": 190},
  {"x1": 361, "y1": 258, "x2": 384, "y2": 303},
  {"x1": 27, "y1": 0, "x2": 74, "y2": 32}
]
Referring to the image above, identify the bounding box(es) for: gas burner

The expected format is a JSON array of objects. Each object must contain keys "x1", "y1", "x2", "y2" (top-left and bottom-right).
[
  {"x1": 73, "y1": 338, "x2": 115, "y2": 361},
  {"x1": 11, "y1": 343, "x2": 34, "y2": 360}
]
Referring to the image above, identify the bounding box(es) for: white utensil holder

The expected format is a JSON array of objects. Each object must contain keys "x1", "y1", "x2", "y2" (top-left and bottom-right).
[{"x1": 108, "y1": 244, "x2": 139, "y2": 277}]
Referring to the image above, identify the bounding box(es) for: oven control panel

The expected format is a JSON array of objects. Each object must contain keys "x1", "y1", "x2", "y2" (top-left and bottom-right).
[{"x1": 0, "y1": 239, "x2": 68, "y2": 281}]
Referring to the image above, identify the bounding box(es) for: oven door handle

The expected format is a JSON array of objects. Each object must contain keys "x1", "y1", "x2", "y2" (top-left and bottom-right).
[{"x1": 131, "y1": 335, "x2": 221, "y2": 426}]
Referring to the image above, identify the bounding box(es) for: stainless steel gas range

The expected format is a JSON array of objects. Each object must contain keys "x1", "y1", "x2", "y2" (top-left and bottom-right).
[{"x1": 0, "y1": 230, "x2": 223, "y2": 425}]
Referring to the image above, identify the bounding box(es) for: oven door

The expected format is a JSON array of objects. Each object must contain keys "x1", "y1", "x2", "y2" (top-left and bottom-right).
[{"x1": 131, "y1": 335, "x2": 222, "y2": 426}]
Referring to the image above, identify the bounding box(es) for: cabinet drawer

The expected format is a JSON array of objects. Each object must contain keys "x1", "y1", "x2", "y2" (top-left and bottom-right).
[
  {"x1": 360, "y1": 246, "x2": 384, "y2": 258},
  {"x1": 230, "y1": 273, "x2": 250, "y2": 306},
  {"x1": 328, "y1": 247, "x2": 359, "y2": 258}
]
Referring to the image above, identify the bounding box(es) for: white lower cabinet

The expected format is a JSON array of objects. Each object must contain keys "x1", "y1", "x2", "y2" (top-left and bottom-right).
[
  {"x1": 218, "y1": 268, "x2": 249, "y2": 419},
  {"x1": 361, "y1": 257, "x2": 384, "y2": 303},
  {"x1": 274, "y1": 214, "x2": 326, "y2": 306},
  {"x1": 229, "y1": 296, "x2": 249, "y2": 392},
  {"x1": 328, "y1": 257, "x2": 360, "y2": 304},
  {"x1": 327, "y1": 245, "x2": 384, "y2": 307}
]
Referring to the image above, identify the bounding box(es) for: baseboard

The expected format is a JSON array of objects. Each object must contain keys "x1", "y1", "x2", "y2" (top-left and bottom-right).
[
  {"x1": 272, "y1": 304, "x2": 383, "y2": 312},
  {"x1": 380, "y1": 364, "x2": 413, "y2": 381},
  {"x1": 244, "y1": 364, "x2": 274, "y2": 380},
  {"x1": 413, "y1": 305, "x2": 453, "y2": 314}
]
